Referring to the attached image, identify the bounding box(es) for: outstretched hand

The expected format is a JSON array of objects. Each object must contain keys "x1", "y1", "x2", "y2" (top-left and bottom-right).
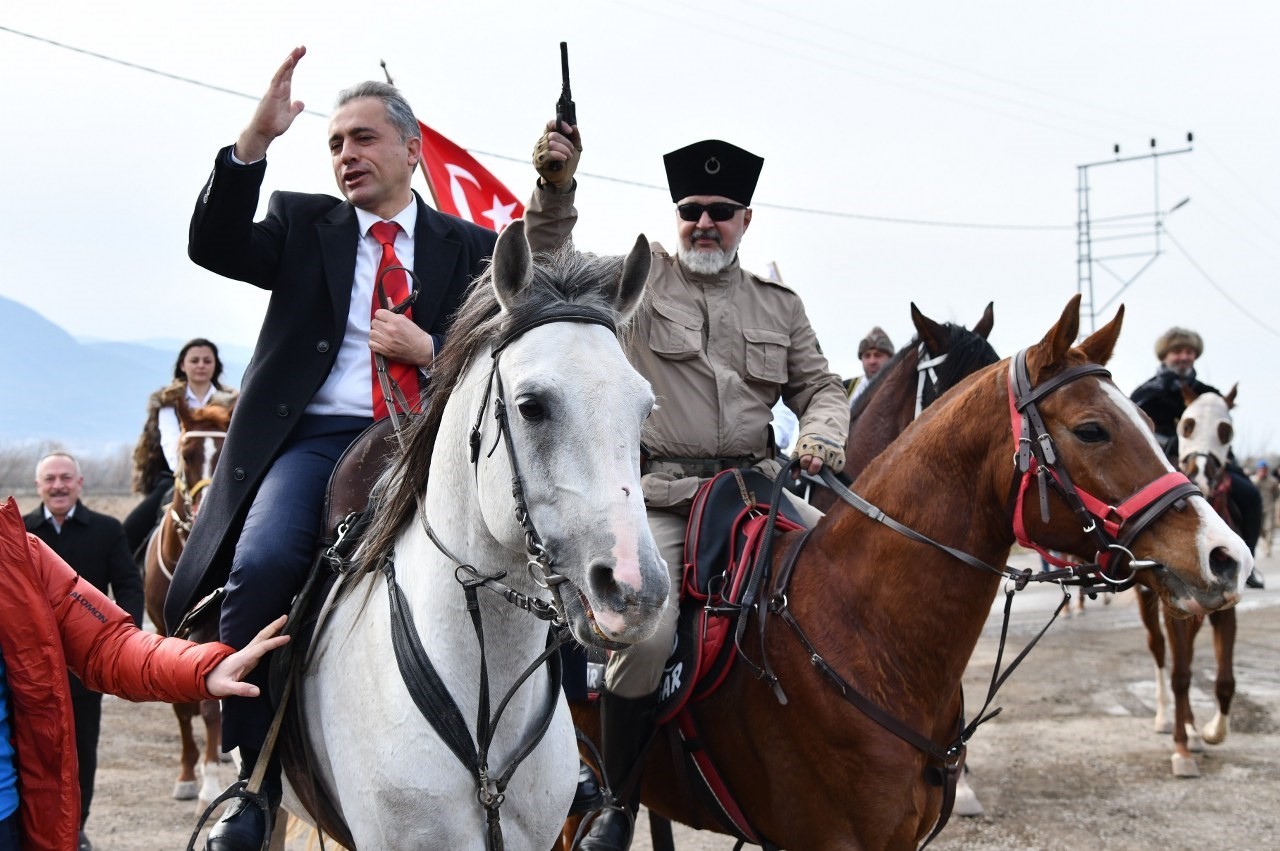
[
  {"x1": 234, "y1": 46, "x2": 308, "y2": 164},
  {"x1": 205, "y1": 615, "x2": 290, "y2": 698}
]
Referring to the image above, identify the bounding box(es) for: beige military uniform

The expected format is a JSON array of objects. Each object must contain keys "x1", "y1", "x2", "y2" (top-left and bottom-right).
[{"x1": 525, "y1": 184, "x2": 849, "y2": 696}]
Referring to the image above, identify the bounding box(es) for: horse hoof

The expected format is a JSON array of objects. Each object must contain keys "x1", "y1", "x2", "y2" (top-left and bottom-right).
[
  {"x1": 1171, "y1": 753, "x2": 1200, "y2": 778},
  {"x1": 1186, "y1": 724, "x2": 1206, "y2": 753},
  {"x1": 1153, "y1": 716, "x2": 1173, "y2": 734},
  {"x1": 172, "y1": 780, "x2": 198, "y2": 800},
  {"x1": 1202, "y1": 713, "x2": 1229, "y2": 745},
  {"x1": 954, "y1": 784, "x2": 984, "y2": 817}
]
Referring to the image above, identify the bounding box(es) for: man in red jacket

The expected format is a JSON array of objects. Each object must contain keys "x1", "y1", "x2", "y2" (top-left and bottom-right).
[{"x1": 0, "y1": 497, "x2": 286, "y2": 851}]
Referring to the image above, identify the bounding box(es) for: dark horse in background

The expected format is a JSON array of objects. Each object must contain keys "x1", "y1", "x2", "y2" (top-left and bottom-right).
[
  {"x1": 143, "y1": 403, "x2": 230, "y2": 809},
  {"x1": 558, "y1": 296, "x2": 1250, "y2": 850},
  {"x1": 807, "y1": 301, "x2": 995, "y2": 511}
]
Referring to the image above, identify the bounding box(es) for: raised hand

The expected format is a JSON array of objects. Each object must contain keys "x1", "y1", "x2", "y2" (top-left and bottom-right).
[
  {"x1": 532, "y1": 118, "x2": 583, "y2": 191},
  {"x1": 234, "y1": 46, "x2": 308, "y2": 164}
]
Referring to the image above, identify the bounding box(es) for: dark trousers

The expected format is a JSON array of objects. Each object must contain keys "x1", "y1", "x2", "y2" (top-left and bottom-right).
[
  {"x1": 0, "y1": 810, "x2": 19, "y2": 851},
  {"x1": 71, "y1": 690, "x2": 102, "y2": 826},
  {"x1": 220, "y1": 414, "x2": 370, "y2": 752},
  {"x1": 123, "y1": 474, "x2": 174, "y2": 557}
]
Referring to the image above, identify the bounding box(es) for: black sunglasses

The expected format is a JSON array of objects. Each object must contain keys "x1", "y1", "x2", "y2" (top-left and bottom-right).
[{"x1": 677, "y1": 202, "x2": 746, "y2": 222}]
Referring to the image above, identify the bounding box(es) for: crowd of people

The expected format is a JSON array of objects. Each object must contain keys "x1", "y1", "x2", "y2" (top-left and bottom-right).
[{"x1": 5, "y1": 43, "x2": 1273, "y2": 851}]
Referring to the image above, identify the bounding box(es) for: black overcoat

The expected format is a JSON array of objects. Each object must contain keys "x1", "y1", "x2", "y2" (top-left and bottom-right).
[
  {"x1": 24, "y1": 501, "x2": 144, "y2": 697},
  {"x1": 164, "y1": 147, "x2": 496, "y2": 632}
]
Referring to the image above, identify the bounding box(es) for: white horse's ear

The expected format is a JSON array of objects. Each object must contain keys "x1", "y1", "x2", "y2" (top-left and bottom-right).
[
  {"x1": 612, "y1": 233, "x2": 651, "y2": 323},
  {"x1": 492, "y1": 220, "x2": 534, "y2": 311}
]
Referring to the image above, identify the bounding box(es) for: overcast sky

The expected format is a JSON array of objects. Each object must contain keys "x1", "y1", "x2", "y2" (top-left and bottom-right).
[{"x1": 4, "y1": 1, "x2": 1280, "y2": 454}]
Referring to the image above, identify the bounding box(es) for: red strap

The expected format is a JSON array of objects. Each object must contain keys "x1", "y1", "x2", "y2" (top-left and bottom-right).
[{"x1": 676, "y1": 712, "x2": 762, "y2": 844}]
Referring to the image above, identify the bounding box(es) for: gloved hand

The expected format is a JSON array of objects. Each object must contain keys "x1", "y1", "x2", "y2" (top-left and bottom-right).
[
  {"x1": 794, "y1": 433, "x2": 845, "y2": 476},
  {"x1": 533, "y1": 119, "x2": 583, "y2": 191}
]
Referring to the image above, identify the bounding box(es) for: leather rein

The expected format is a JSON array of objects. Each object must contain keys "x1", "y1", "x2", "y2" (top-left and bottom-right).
[
  {"x1": 368, "y1": 283, "x2": 622, "y2": 850},
  {"x1": 737, "y1": 348, "x2": 1203, "y2": 848}
]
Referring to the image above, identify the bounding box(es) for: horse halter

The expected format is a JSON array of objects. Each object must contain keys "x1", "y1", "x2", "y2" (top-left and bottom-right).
[
  {"x1": 170, "y1": 429, "x2": 226, "y2": 536},
  {"x1": 915, "y1": 341, "x2": 948, "y2": 418},
  {"x1": 462, "y1": 305, "x2": 624, "y2": 641},
  {"x1": 1007, "y1": 348, "x2": 1202, "y2": 584}
]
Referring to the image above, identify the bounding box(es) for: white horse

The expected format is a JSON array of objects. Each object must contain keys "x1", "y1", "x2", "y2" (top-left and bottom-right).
[
  {"x1": 295, "y1": 221, "x2": 670, "y2": 848},
  {"x1": 1140, "y1": 384, "x2": 1241, "y2": 776}
]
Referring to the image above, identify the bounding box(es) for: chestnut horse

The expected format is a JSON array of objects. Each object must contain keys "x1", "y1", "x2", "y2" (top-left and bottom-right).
[
  {"x1": 808, "y1": 302, "x2": 995, "y2": 512},
  {"x1": 1137, "y1": 384, "x2": 1241, "y2": 777},
  {"x1": 563, "y1": 296, "x2": 1250, "y2": 849},
  {"x1": 143, "y1": 403, "x2": 231, "y2": 807}
]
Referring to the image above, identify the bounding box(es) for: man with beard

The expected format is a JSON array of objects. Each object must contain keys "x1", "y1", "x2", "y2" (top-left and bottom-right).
[
  {"x1": 1131, "y1": 327, "x2": 1264, "y2": 588},
  {"x1": 525, "y1": 121, "x2": 849, "y2": 850}
]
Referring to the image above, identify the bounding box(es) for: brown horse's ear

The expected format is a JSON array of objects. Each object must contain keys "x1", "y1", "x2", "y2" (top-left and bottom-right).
[
  {"x1": 1180, "y1": 382, "x2": 1200, "y2": 407},
  {"x1": 1077, "y1": 304, "x2": 1124, "y2": 366},
  {"x1": 973, "y1": 302, "x2": 994, "y2": 340},
  {"x1": 910, "y1": 303, "x2": 946, "y2": 355},
  {"x1": 1224, "y1": 383, "x2": 1238, "y2": 409},
  {"x1": 1024, "y1": 295, "x2": 1081, "y2": 382}
]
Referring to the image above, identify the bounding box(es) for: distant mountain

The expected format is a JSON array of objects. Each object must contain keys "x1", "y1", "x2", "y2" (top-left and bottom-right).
[{"x1": 0, "y1": 296, "x2": 246, "y2": 450}]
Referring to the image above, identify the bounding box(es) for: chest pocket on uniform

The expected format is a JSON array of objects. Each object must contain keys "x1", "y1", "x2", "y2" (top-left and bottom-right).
[
  {"x1": 744, "y1": 327, "x2": 790, "y2": 383},
  {"x1": 649, "y1": 300, "x2": 703, "y2": 361}
]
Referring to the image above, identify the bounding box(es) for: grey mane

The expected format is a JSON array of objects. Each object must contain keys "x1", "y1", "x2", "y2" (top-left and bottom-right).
[{"x1": 355, "y1": 244, "x2": 635, "y2": 571}]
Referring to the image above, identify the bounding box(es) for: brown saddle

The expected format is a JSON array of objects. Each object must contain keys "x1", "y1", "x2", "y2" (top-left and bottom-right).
[{"x1": 323, "y1": 415, "x2": 400, "y2": 542}]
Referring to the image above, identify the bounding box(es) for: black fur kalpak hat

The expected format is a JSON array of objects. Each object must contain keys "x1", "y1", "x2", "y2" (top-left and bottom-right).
[{"x1": 663, "y1": 140, "x2": 764, "y2": 205}]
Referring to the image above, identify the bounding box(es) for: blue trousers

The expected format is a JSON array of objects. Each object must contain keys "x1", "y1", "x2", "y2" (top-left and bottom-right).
[{"x1": 220, "y1": 414, "x2": 370, "y2": 752}]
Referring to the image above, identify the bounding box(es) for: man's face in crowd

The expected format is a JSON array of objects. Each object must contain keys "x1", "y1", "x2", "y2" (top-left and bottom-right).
[
  {"x1": 1163, "y1": 345, "x2": 1198, "y2": 377},
  {"x1": 329, "y1": 97, "x2": 420, "y2": 220},
  {"x1": 36, "y1": 455, "x2": 83, "y2": 519},
  {"x1": 861, "y1": 348, "x2": 891, "y2": 379},
  {"x1": 675, "y1": 195, "x2": 752, "y2": 275}
]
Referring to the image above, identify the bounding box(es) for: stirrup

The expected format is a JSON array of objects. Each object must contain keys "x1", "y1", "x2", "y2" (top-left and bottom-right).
[{"x1": 186, "y1": 780, "x2": 274, "y2": 851}]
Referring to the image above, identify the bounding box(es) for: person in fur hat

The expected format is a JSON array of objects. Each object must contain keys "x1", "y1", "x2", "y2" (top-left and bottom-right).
[
  {"x1": 122, "y1": 339, "x2": 238, "y2": 558},
  {"x1": 1131, "y1": 326, "x2": 1264, "y2": 588},
  {"x1": 845, "y1": 325, "x2": 895, "y2": 405}
]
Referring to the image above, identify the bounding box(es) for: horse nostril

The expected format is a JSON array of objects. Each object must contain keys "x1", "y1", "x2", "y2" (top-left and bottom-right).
[
  {"x1": 1208, "y1": 547, "x2": 1238, "y2": 583},
  {"x1": 586, "y1": 561, "x2": 635, "y2": 611}
]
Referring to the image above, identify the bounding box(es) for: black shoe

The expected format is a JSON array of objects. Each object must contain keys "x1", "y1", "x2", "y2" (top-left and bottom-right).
[
  {"x1": 569, "y1": 758, "x2": 604, "y2": 816},
  {"x1": 1246, "y1": 566, "x2": 1265, "y2": 589},
  {"x1": 578, "y1": 807, "x2": 635, "y2": 851},
  {"x1": 206, "y1": 797, "x2": 268, "y2": 851},
  {"x1": 78, "y1": 831, "x2": 93, "y2": 851}
]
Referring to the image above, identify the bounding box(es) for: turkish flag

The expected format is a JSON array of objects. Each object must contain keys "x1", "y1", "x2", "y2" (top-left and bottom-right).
[{"x1": 417, "y1": 121, "x2": 524, "y2": 232}]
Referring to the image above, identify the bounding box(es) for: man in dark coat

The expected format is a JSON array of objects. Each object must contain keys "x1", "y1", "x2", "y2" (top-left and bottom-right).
[
  {"x1": 25, "y1": 452, "x2": 143, "y2": 851},
  {"x1": 1131, "y1": 326, "x2": 1264, "y2": 588},
  {"x1": 164, "y1": 46, "x2": 496, "y2": 849}
]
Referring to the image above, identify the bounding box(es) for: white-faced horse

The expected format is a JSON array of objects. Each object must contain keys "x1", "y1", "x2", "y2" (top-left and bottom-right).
[
  {"x1": 291, "y1": 221, "x2": 670, "y2": 849},
  {"x1": 143, "y1": 403, "x2": 231, "y2": 809},
  {"x1": 1137, "y1": 384, "x2": 1242, "y2": 776}
]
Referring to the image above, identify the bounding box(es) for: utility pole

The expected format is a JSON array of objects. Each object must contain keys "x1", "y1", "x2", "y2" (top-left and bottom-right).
[{"x1": 1076, "y1": 134, "x2": 1193, "y2": 332}]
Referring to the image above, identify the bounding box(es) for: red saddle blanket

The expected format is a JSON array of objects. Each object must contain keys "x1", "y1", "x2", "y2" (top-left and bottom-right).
[{"x1": 655, "y1": 468, "x2": 804, "y2": 724}]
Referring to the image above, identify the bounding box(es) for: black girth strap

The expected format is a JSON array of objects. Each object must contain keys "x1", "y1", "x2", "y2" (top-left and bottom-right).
[{"x1": 383, "y1": 555, "x2": 568, "y2": 850}]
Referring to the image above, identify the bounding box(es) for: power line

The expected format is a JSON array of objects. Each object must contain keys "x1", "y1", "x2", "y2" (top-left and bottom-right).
[
  {"x1": 1163, "y1": 228, "x2": 1280, "y2": 339},
  {"x1": 2, "y1": 24, "x2": 1071, "y2": 233}
]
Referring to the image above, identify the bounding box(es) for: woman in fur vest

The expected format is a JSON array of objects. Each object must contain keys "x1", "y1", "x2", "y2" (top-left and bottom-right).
[{"x1": 122, "y1": 339, "x2": 238, "y2": 556}]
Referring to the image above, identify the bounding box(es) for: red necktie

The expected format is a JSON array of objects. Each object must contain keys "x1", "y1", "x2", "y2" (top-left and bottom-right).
[{"x1": 369, "y1": 221, "x2": 421, "y2": 419}]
